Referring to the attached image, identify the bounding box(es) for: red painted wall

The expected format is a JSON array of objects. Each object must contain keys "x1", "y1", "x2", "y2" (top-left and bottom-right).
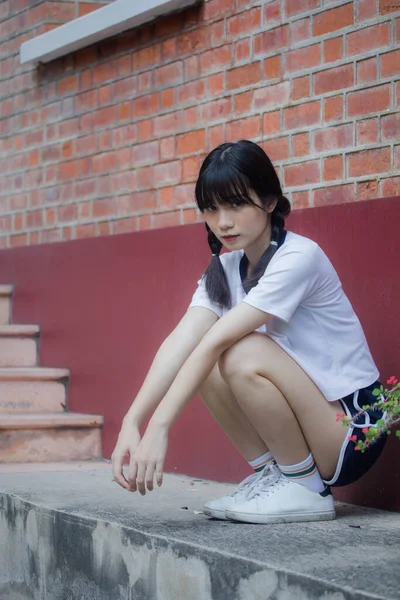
[{"x1": 0, "y1": 197, "x2": 399, "y2": 510}]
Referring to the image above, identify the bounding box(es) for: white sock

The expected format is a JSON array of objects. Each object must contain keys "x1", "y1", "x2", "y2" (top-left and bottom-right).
[
  {"x1": 248, "y1": 451, "x2": 274, "y2": 473},
  {"x1": 278, "y1": 453, "x2": 325, "y2": 493}
]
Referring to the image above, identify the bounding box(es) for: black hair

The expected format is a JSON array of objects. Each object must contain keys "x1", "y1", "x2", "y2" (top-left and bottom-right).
[{"x1": 195, "y1": 140, "x2": 291, "y2": 309}]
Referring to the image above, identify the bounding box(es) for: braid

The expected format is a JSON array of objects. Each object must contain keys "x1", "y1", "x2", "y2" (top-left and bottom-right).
[{"x1": 203, "y1": 224, "x2": 232, "y2": 309}]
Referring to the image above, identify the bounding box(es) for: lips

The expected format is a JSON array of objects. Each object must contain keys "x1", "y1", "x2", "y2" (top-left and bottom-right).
[{"x1": 222, "y1": 235, "x2": 239, "y2": 242}]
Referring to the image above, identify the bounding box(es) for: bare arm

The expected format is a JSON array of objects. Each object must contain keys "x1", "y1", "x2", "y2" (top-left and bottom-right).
[{"x1": 123, "y1": 307, "x2": 219, "y2": 427}]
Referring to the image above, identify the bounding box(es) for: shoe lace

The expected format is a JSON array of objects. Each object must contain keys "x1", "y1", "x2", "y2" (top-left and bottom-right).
[
  {"x1": 246, "y1": 463, "x2": 287, "y2": 499},
  {"x1": 231, "y1": 471, "x2": 260, "y2": 498}
]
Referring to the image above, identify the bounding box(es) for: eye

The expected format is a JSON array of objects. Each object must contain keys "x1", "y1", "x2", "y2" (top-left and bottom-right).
[
  {"x1": 205, "y1": 205, "x2": 218, "y2": 213},
  {"x1": 231, "y1": 200, "x2": 245, "y2": 209}
]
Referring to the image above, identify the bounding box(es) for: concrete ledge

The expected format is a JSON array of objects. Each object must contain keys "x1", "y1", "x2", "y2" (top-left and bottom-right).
[
  {"x1": 20, "y1": 0, "x2": 200, "y2": 65},
  {"x1": 0, "y1": 465, "x2": 399, "y2": 599}
]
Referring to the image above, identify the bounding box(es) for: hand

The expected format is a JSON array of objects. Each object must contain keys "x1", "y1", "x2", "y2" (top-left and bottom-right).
[
  {"x1": 129, "y1": 422, "x2": 168, "y2": 495},
  {"x1": 111, "y1": 422, "x2": 141, "y2": 491}
]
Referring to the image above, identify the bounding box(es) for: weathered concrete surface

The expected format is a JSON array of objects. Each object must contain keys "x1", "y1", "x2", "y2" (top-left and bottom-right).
[{"x1": 0, "y1": 461, "x2": 399, "y2": 600}]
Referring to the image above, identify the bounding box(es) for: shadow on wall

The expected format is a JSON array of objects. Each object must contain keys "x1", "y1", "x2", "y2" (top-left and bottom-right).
[{"x1": 0, "y1": 196, "x2": 399, "y2": 511}]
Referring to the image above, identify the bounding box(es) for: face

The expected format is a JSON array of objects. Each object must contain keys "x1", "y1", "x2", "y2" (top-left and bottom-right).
[{"x1": 202, "y1": 191, "x2": 276, "y2": 252}]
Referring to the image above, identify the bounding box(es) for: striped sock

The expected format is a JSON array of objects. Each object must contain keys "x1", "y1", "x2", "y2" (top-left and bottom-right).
[
  {"x1": 278, "y1": 453, "x2": 325, "y2": 493},
  {"x1": 248, "y1": 451, "x2": 274, "y2": 473}
]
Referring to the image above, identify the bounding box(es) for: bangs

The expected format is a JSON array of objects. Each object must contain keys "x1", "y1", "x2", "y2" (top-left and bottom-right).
[{"x1": 195, "y1": 162, "x2": 255, "y2": 212}]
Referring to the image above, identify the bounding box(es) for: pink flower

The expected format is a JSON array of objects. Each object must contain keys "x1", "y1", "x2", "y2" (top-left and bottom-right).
[
  {"x1": 387, "y1": 376, "x2": 398, "y2": 385},
  {"x1": 362, "y1": 428, "x2": 369, "y2": 434},
  {"x1": 348, "y1": 435, "x2": 357, "y2": 442},
  {"x1": 336, "y1": 413, "x2": 345, "y2": 422},
  {"x1": 355, "y1": 446, "x2": 361, "y2": 451}
]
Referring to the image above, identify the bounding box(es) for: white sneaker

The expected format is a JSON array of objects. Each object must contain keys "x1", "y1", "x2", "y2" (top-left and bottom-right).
[
  {"x1": 226, "y1": 464, "x2": 336, "y2": 524},
  {"x1": 203, "y1": 465, "x2": 275, "y2": 520}
]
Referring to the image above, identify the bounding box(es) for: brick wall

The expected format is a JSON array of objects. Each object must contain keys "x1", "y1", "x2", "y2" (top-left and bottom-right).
[{"x1": 0, "y1": 0, "x2": 399, "y2": 249}]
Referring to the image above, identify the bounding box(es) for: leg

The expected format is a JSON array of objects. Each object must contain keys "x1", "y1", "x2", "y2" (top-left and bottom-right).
[
  {"x1": 198, "y1": 362, "x2": 269, "y2": 462},
  {"x1": 219, "y1": 333, "x2": 348, "y2": 480}
]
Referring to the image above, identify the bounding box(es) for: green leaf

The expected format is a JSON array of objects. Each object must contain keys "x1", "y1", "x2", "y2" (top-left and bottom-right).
[
  {"x1": 372, "y1": 388, "x2": 381, "y2": 397},
  {"x1": 396, "y1": 430, "x2": 400, "y2": 438}
]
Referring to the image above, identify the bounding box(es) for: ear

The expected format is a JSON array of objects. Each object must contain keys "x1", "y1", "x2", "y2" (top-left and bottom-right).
[{"x1": 266, "y1": 198, "x2": 278, "y2": 214}]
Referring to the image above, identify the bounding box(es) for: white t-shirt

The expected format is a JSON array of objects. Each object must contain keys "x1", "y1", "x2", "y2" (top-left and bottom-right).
[{"x1": 189, "y1": 231, "x2": 379, "y2": 402}]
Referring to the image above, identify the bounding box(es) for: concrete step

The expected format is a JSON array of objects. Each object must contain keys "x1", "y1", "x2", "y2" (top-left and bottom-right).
[
  {"x1": 0, "y1": 325, "x2": 40, "y2": 367},
  {"x1": 0, "y1": 468, "x2": 399, "y2": 599},
  {"x1": 0, "y1": 412, "x2": 103, "y2": 462},
  {"x1": 0, "y1": 285, "x2": 13, "y2": 325},
  {"x1": 0, "y1": 367, "x2": 69, "y2": 413}
]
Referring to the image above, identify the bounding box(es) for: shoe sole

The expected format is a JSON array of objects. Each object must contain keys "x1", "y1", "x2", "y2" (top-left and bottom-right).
[
  {"x1": 203, "y1": 507, "x2": 229, "y2": 520},
  {"x1": 225, "y1": 509, "x2": 336, "y2": 524}
]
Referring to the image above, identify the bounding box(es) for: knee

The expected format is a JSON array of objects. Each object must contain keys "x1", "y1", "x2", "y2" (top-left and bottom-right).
[{"x1": 219, "y1": 335, "x2": 259, "y2": 383}]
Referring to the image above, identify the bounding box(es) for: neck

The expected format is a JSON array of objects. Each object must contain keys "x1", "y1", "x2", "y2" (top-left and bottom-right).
[{"x1": 245, "y1": 221, "x2": 273, "y2": 271}]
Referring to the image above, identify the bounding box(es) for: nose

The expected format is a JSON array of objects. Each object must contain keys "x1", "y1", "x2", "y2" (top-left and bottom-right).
[{"x1": 218, "y1": 208, "x2": 234, "y2": 231}]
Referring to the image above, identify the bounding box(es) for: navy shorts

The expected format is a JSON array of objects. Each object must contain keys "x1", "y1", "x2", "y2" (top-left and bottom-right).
[{"x1": 324, "y1": 381, "x2": 388, "y2": 488}]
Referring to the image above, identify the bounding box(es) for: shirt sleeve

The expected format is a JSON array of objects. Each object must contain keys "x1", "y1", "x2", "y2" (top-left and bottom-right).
[
  {"x1": 242, "y1": 245, "x2": 319, "y2": 323},
  {"x1": 188, "y1": 272, "x2": 223, "y2": 318}
]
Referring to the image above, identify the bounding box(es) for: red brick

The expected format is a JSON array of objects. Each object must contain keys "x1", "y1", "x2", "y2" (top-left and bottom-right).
[
  {"x1": 358, "y1": 0, "x2": 378, "y2": 20},
  {"x1": 93, "y1": 152, "x2": 117, "y2": 174},
  {"x1": 161, "y1": 88, "x2": 175, "y2": 110},
  {"x1": 182, "y1": 156, "x2": 201, "y2": 181},
  {"x1": 93, "y1": 107, "x2": 116, "y2": 129},
  {"x1": 162, "y1": 38, "x2": 177, "y2": 61},
  {"x1": 323, "y1": 155, "x2": 343, "y2": 181},
  {"x1": 200, "y1": 45, "x2": 233, "y2": 74},
  {"x1": 177, "y1": 80, "x2": 206, "y2": 106},
  {"x1": 174, "y1": 183, "x2": 196, "y2": 206},
  {"x1": 292, "y1": 76, "x2": 310, "y2": 100},
  {"x1": 263, "y1": 55, "x2": 282, "y2": 80},
  {"x1": 313, "y1": 4, "x2": 353, "y2": 37},
  {"x1": 380, "y1": 0, "x2": 400, "y2": 14},
  {"x1": 314, "y1": 124, "x2": 352, "y2": 152},
  {"x1": 254, "y1": 25, "x2": 289, "y2": 55},
  {"x1": 176, "y1": 130, "x2": 206, "y2": 155},
  {"x1": 356, "y1": 118, "x2": 379, "y2": 145},
  {"x1": 283, "y1": 101, "x2": 321, "y2": 130},
  {"x1": 290, "y1": 18, "x2": 310, "y2": 44},
  {"x1": 254, "y1": 81, "x2": 290, "y2": 110},
  {"x1": 227, "y1": 7, "x2": 261, "y2": 38},
  {"x1": 154, "y1": 62, "x2": 183, "y2": 87},
  {"x1": 93, "y1": 61, "x2": 118, "y2": 85},
  {"x1": 381, "y1": 113, "x2": 400, "y2": 140},
  {"x1": 324, "y1": 37, "x2": 343, "y2": 63},
  {"x1": 286, "y1": 0, "x2": 319, "y2": 18},
  {"x1": 381, "y1": 176, "x2": 400, "y2": 197},
  {"x1": 26, "y1": 210, "x2": 44, "y2": 229},
  {"x1": 58, "y1": 74, "x2": 79, "y2": 95},
  {"x1": 177, "y1": 29, "x2": 208, "y2": 55},
  {"x1": 264, "y1": 1, "x2": 281, "y2": 27},
  {"x1": 291, "y1": 190, "x2": 310, "y2": 210},
  {"x1": 357, "y1": 180, "x2": 379, "y2": 200},
  {"x1": 209, "y1": 20, "x2": 225, "y2": 47},
  {"x1": 292, "y1": 133, "x2": 310, "y2": 157},
  {"x1": 314, "y1": 64, "x2": 353, "y2": 95},
  {"x1": 9, "y1": 234, "x2": 28, "y2": 248},
  {"x1": 152, "y1": 210, "x2": 181, "y2": 229},
  {"x1": 154, "y1": 112, "x2": 182, "y2": 137},
  {"x1": 395, "y1": 145, "x2": 400, "y2": 169},
  {"x1": 261, "y1": 136, "x2": 290, "y2": 161},
  {"x1": 380, "y1": 49, "x2": 400, "y2": 78},
  {"x1": 226, "y1": 116, "x2": 261, "y2": 141},
  {"x1": 347, "y1": 147, "x2": 391, "y2": 177},
  {"x1": 263, "y1": 111, "x2": 281, "y2": 135},
  {"x1": 286, "y1": 44, "x2": 321, "y2": 73},
  {"x1": 118, "y1": 102, "x2": 131, "y2": 121},
  {"x1": 182, "y1": 208, "x2": 200, "y2": 224},
  {"x1": 397, "y1": 17, "x2": 400, "y2": 42},
  {"x1": 184, "y1": 107, "x2": 198, "y2": 129},
  {"x1": 160, "y1": 137, "x2": 175, "y2": 161},
  {"x1": 347, "y1": 85, "x2": 390, "y2": 117},
  {"x1": 201, "y1": 98, "x2": 231, "y2": 122},
  {"x1": 234, "y1": 91, "x2": 252, "y2": 113},
  {"x1": 59, "y1": 161, "x2": 79, "y2": 181},
  {"x1": 158, "y1": 187, "x2": 174, "y2": 208},
  {"x1": 184, "y1": 55, "x2": 200, "y2": 80},
  {"x1": 284, "y1": 160, "x2": 320, "y2": 187},
  {"x1": 208, "y1": 72, "x2": 225, "y2": 96},
  {"x1": 226, "y1": 62, "x2": 262, "y2": 90},
  {"x1": 208, "y1": 124, "x2": 225, "y2": 149},
  {"x1": 313, "y1": 184, "x2": 354, "y2": 206},
  {"x1": 92, "y1": 198, "x2": 117, "y2": 219},
  {"x1": 136, "y1": 215, "x2": 152, "y2": 231},
  {"x1": 132, "y1": 44, "x2": 161, "y2": 70},
  {"x1": 132, "y1": 141, "x2": 159, "y2": 167},
  {"x1": 235, "y1": 38, "x2": 251, "y2": 62},
  {"x1": 324, "y1": 96, "x2": 343, "y2": 122},
  {"x1": 357, "y1": 57, "x2": 378, "y2": 84},
  {"x1": 347, "y1": 23, "x2": 390, "y2": 56},
  {"x1": 75, "y1": 224, "x2": 96, "y2": 240}
]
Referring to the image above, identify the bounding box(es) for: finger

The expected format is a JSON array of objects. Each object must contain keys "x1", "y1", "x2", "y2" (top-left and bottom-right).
[
  {"x1": 112, "y1": 453, "x2": 130, "y2": 490},
  {"x1": 136, "y1": 463, "x2": 147, "y2": 496},
  {"x1": 156, "y1": 461, "x2": 164, "y2": 487},
  {"x1": 146, "y1": 463, "x2": 155, "y2": 492},
  {"x1": 128, "y1": 459, "x2": 138, "y2": 492}
]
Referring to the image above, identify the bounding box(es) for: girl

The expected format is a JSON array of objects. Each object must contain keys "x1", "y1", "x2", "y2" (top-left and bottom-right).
[{"x1": 112, "y1": 140, "x2": 387, "y2": 524}]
